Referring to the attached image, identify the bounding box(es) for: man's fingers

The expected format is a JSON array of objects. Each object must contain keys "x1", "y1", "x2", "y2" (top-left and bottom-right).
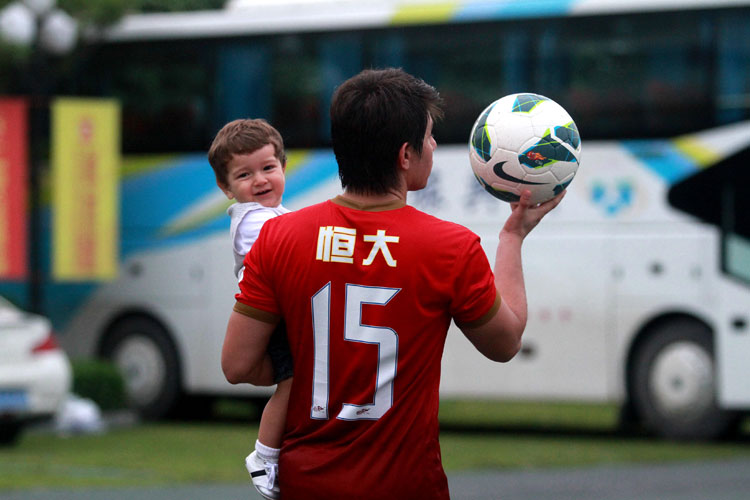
[
  {"x1": 530, "y1": 190, "x2": 566, "y2": 213},
  {"x1": 511, "y1": 190, "x2": 533, "y2": 210}
]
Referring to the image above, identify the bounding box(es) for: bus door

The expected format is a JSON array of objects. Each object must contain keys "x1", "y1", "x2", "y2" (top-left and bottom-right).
[{"x1": 669, "y1": 146, "x2": 750, "y2": 407}]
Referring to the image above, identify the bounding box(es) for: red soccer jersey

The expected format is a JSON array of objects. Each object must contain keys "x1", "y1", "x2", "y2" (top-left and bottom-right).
[{"x1": 236, "y1": 197, "x2": 498, "y2": 499}]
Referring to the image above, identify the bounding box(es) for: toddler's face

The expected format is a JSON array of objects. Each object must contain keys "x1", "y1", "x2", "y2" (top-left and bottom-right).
[{"x1": 220, "y1": 143, "x2": 286, "y2": 207}]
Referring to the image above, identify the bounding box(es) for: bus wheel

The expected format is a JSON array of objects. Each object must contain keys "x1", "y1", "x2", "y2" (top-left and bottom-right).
[
  {"x1": 631, "y1": 318, "x2": 739, "y2": 440},
  {"x1": 100, "y1": 317, "x2": 181, "y2": 420}
]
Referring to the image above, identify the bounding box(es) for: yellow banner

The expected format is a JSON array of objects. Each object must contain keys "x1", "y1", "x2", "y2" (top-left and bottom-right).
[{"x1": 52, "y1": 98, "x2": 120, "y2": 280}]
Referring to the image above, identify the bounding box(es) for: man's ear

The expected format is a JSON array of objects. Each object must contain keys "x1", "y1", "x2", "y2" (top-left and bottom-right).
[
  {"x1": 397, "y1": 142, "x2": 411, "y2": 171},
  {"x1": 217, "y1": 180, "x2": 235, "y2": 200}
]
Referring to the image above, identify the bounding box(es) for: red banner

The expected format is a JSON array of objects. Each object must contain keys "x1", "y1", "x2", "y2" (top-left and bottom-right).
[{"x1": 0, "y1": 98, "x2": 28, "y2": 280}]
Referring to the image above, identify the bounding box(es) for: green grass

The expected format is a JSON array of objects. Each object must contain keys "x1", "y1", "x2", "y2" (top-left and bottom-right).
[
  {"x1": 438, "y1": 400, "x2": 750, "y2": 471},
  {"x1": 0, "y1": 423, "x2": 255, "y2": 490},
  {"x1": 1, "y1": 400, "x2": 749, "y2": 491},
  {"x1": 440, "y1": 432, "x2": 750, "y2": 471},
  {"x1": 439, "y1": 399, "x2": 621, "y2": 430}
]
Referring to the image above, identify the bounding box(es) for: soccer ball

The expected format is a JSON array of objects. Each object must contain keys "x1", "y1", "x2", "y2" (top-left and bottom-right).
[{"x1": 469, "y1": 93, "x2": 582, "y2": 204}]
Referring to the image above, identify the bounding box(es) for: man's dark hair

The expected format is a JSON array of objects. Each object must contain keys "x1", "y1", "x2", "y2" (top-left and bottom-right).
[{"x1": 330, "y1": 68, "x2": 443, "y2": 195}]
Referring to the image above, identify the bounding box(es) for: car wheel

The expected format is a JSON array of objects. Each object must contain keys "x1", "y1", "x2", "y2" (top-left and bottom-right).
[
  {"x1": 631, "y1": 318, "x2": 739, "y2": 440},
  {"x1": 100, "y1": 317, "x2": 181, "y2": 420},
  {"x1": 0, "y1": 420, "x2": 23, "y2": 446}
]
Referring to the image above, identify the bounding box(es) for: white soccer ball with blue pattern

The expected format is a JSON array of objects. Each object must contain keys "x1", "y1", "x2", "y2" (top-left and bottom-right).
[{"x1": 469, "y1": 93, "x2": 582, "y2": 204}]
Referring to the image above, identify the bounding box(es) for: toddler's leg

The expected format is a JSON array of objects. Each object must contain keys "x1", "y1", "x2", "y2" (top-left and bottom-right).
[
  {"x1": 246, "y1": 378, "x2": 292, "y2": 500},
  {"x1": 258, "y1": 377, "x2": 292, "y2": 447}
]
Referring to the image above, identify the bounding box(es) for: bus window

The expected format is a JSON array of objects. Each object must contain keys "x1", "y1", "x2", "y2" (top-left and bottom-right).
[
  {"x1": 716, "y1": 11, "x2": 750, "y2": 124},
  {"x1": 69, "y1": 6, "x2": 749, "y2": 154},
  {"x1": 375, "y1": 22, "x2": 537, "y2": 144},
  {"x1": 725, "y1": 233, "x2": 750, "y2": 284},
  {"x1": 214, "y1": 42, "x2": 271, "y2": 133},
  {"x1": 270, "y1": 33, "x2": 363, "y2": 148},
  {"x1": 563, "y1": 11, "x2": 712, "y2": 139},
  {"x1": 721, "y1": 163, "x2": 750, "y2": 284},
  {"x1": 75, "y1": 40, "x2": 215, "y2": 153},
  {"x1": 317, "y1": 34, "x2": 363, "y2": 144},
  {"x1": 669, "y1": 146, "x2": 750, "y2": 284}
]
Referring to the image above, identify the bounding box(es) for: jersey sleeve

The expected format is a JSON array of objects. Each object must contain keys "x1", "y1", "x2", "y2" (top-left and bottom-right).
[
  {"x1": 234, "y1": 217, "x2": 281, "y2": 319},
  {"x1": 449, "y1": 233, "x2": 498, "y2": 327}
]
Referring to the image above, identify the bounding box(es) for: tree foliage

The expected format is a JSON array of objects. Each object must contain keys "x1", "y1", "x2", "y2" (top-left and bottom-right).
[
  {"x1": 59, "y1": 0, "x2": 227, "y2": 26},
  {"x1": 0, "y1": 0, "x2": 227, "y2": 91},
  {"x1": 0, "y1": 0, "x2": 227, "y2": 29}
]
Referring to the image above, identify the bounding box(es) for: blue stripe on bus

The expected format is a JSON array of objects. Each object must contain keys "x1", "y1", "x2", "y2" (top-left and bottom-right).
[
  {"x1": 120, "y1": 154, "x2": 218, "y2": 253},
  {"x1": 119, "y1": 151, "x2": 339, "y2": 257},
  {"x1": 122, "y1": 154, "x2": 211, "y2": 230},
  {"x1": 283, "y1": 151, "x2": 339, "y2": 200},
  {"x1": 622, "y1": 140, "x2": 699, "y2": 185},
  {"x1": 455, "y1": 0, "x2": 576, "y2": 20}
]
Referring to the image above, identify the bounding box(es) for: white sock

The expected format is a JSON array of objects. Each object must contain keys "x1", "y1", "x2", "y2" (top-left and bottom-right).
[{"x1": 256, "y1": 439, "x2": 280, "y2": 462}]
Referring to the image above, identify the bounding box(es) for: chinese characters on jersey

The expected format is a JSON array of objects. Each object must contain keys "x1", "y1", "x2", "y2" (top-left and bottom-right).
[{"x1": 316, "y1": 226, "x2": 399, "y2": 267}]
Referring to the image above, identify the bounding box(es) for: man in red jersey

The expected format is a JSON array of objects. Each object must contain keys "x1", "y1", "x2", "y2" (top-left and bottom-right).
[{"x1": 222, "y1": 68, "x2": 563, "y2": 499}]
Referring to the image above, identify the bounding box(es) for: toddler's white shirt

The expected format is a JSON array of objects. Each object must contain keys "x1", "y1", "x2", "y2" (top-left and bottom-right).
[{"x1": 228, "y1": 202, "x2": 290, "y2": 281}]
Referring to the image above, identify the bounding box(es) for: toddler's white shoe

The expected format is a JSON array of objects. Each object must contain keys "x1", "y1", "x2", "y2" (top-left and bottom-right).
[{"x1": 245, "y1": 450, "x2": 280, "y2": 499}]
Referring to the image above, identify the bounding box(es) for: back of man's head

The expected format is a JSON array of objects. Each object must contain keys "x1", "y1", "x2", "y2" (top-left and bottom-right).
[{"x1": 331, "y1": 68, "x2": 442, "y2": 195}]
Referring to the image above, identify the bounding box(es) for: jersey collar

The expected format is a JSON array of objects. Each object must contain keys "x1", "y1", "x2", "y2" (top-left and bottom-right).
[{"x1": 331, "y1": 195, "x2": 406, "y2": 212}]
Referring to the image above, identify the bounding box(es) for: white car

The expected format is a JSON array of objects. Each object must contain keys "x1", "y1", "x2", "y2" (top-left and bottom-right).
[{"x1": 0, "y1": 296, "x2": 72, "y2": 445}]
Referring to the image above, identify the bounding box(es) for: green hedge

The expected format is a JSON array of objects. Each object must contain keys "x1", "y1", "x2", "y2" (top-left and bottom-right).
[{"x1": 71, "y1": 359, "x2": 127, "y2": 411}]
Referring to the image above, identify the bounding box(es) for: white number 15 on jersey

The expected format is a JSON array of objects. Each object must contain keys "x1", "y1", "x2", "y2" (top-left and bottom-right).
[{"x1": 311, "y1": 283, "x2": 400, "y2": 421}]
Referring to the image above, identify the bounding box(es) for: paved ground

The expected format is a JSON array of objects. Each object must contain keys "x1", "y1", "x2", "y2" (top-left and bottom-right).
[
  {"x1": 3, "y1": 457, "x2": 750, "y2": 500},
  {"x1": 450, "y1": 458, "x2": 750, "y2": 500}
]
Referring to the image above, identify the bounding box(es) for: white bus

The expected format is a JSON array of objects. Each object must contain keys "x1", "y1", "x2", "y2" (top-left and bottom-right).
[{"x1": 4, "y1": 0, "x2": 749, "y2": 439}]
